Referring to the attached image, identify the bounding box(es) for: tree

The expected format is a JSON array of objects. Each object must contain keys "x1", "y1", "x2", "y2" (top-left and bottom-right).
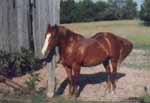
[
  {"x1": 60, "y1": 0, "x2": 138, "y2": 23},
  {"x1": 104, "y1": 0, "x2": 119, "y2": 20},
  {"x1": 104, "y1": 0, "x2": 137, "y2": 20},
  {"x1": 140, "y1": 0, "x2": 150, "y2": 25},
  {"x1": 123, "y1": 0, "x2": 137, "y2": 19},
  {"x1": 93, "y1": 1, "x2": 108, "y2": 21},
  {"x1": 77, "y1": 0, "x2": 95, "y2": 22},
  {"x1": 60, "y1": 0, "x2": 76, "y2": 23}
]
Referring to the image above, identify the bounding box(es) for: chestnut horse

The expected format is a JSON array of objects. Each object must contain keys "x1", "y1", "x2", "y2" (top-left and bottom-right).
[{"x1": 41, "y1": 24, "x2": 133, "y2": 97}]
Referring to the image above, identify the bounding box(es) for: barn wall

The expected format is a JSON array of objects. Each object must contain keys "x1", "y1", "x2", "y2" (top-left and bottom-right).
[
  {"x1": 0, "y1": 0, "x2": 18, "y2": 52},
  {"x1": 0, "y1": 0, "x2": 29, "y2": 52},
  {"x1": 7, "y1": 0, "x2": 18, "y2": 52},
  {"x1": 16, "y1": 0, "x2": 30, "y2": 50},
  {"x1": 0, "y1": 0, "x2": 10, "y2": 51},
  {"x1": 0, "y1": 0, "x2": 60, "y2": 54}
]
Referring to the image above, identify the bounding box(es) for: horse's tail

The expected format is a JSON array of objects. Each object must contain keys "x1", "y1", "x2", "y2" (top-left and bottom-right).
[{"x1": 118, "y1": 38, "x2": 133, "y2": 65}]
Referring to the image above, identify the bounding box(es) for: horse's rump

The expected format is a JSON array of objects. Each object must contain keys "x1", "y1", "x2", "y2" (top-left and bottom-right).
[{"x1": 92, "y1": 32, "x2": 133, "y2": 64}]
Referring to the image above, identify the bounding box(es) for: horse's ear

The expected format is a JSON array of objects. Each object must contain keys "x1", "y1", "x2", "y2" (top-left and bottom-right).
[
  {"x1": 54, "y1": 24, "x2": 59, "y2": 33},
  {"x1": 47, "y1": 24, "x2": 52, "y2": 32}
]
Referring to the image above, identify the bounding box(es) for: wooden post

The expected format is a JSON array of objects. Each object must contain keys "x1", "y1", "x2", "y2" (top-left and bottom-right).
[
  {"x1": 47, "y1": 0, "x2": 60, "y2": 97},
  {"x1": 32, "y1": 0, "x2": 60, "y2": 97}
]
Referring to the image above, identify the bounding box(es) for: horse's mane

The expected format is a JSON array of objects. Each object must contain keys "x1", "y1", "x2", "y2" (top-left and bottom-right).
[{"x1": 56, "y1": 26, "x2": 84, "y2": 40}]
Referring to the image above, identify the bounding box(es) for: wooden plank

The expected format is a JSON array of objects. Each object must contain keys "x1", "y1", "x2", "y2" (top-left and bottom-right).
[
  {"x1": 7, "y1": 0, "x2": 19, "y2": 52},
  {"x1": 0, "y1": 0, "x2": 30, "y2": 52},
  {"x1": 16, "y1": 0, "x2": 30, "y2": 51},
  {"x1": 0, "y1": 0, "x2": 10, "y2": 51}
]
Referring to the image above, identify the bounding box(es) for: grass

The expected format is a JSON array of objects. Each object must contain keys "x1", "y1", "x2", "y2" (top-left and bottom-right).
[
  {"x1": 0, "y1": 95, "x2": 102, "y2": 103},
  {"x1": 1, "y1": 95, "x2": 150, "y2": 103},
  {"x1": 62, "y1": 20, "x2": 150, "y2": 50}
]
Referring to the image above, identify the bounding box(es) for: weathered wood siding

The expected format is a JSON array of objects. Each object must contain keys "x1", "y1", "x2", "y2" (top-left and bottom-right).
[
  {"x1": 0, "y1": 0, "x2": 9, "y2": 51},
  {"x1": 0, "y1": 0, "x2": 29, "y2": 52},
  {"x1": 0, "y1": 0, "x2": 60, "y2": 55},
  {"x1": 16, "y1": 0, "x2": 30, "y2": 50}
]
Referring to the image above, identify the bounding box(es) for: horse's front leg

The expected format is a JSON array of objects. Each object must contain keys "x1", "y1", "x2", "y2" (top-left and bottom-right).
[
  {"x1": 65, "y1": 67, "x2": 73, "y2": 96},
  {"x1": 72, "y1": 64, "x2": 80, "y2": 97}
]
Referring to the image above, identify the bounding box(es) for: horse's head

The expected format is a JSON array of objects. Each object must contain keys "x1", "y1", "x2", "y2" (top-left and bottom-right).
[{"x1": 41, "y1": 24, "x2": 59, "y2": 56}]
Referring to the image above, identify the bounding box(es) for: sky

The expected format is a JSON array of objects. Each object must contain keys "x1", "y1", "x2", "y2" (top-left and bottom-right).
[{"x1": 75, "y1": 0, "x2": 144, "y2": 10}]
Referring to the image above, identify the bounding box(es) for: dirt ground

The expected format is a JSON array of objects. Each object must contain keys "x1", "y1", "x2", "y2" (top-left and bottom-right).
[
  {"x1": 11, "y1": 64, "x2": 150, "y2": 102},
  {"x1": 54, "y1": 64, "x2": 150, "y2": 102},
  {"x1": 1, "y1": 49, "x2": 150, "y2": 102}
]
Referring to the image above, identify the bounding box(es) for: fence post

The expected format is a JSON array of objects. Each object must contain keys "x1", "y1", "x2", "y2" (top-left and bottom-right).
[{"x1": 46, "y1": 0, "x2": 60, "y2": 98}]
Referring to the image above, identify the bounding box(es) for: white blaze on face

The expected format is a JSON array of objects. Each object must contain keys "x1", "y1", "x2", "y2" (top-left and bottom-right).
[{"x1": 41, "y1": 33, "x2": 51, "y2": 55}]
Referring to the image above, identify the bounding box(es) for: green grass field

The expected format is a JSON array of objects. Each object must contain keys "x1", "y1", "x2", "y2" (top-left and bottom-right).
[{"x1": 63, "y1": 20, "x2": 150, "y2": 50}]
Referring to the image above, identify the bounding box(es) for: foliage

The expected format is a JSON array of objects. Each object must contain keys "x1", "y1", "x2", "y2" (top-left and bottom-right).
[
  {"x1": 143, "y1": 95, "x2": 150, "y2": 103},
  {"x1": 60, "y1": 0, "x2": 76, "y2": 23},
  {"x1": 140, "y1": 0, "x2": 150, "y2": 26},
  {"x1": 0, "y1": 48, "x2": 42, "y2": 78},
  {"x1": 60, "y1": 0, "x2": 137, "y2": 23},
  {"x1": 25, "y1": 73, "x2": 41, "y2": 92}
]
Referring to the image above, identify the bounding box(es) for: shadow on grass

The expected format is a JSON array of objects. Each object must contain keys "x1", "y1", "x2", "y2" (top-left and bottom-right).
[{"x1": 54, "y1": 72, "x2": 125, "y2": 97}]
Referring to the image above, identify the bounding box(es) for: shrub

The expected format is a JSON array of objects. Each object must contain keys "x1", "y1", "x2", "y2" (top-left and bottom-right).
[
  {"x1": 0, "y1": 48, "x2": 42, "y2": 78},
  {"x1": 25, "y1": 73, "x2": 41, "y2": 92},
  {"x1": 143, "y1": 95, "x2": 150, "y2": 103}
]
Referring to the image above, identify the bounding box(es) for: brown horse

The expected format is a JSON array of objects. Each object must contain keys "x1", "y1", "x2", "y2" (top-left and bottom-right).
[{"x1": 41, "y1": 24, "x2": 133, "y2": 97}]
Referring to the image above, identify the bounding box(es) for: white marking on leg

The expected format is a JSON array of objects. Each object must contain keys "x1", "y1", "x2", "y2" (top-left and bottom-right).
[
  {"x1": 109, "y1": 59, "x2": 113, "y2": 73},
  {"x1": 41, "y1": 33, "x2": 51, "y2": 55}
]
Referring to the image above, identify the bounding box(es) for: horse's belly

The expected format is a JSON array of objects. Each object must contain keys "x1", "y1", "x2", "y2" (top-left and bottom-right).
[
  {"x1": 82, "y1": 49, "x2": 106, "y2": 66},
  {"x1": 82, "y1": 56, "x2": 104, "y2": 66}
]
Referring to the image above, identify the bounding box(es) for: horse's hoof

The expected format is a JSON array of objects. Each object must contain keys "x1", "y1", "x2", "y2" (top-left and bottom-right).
[
  {"x1": 47, "y1": 92, "x2": 54, "y2": 98},
  {"x1": 111, "y1": 90, "x2": 116, "y2": 95},
  {"x1": 66, "y1": 93, "x2": 73, "y2": 98}
]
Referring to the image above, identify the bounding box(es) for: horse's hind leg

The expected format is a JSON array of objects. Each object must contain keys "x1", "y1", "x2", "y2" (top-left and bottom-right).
[
  {"x1": 103, "y1": 59, "x2": 118, "y2": 93},
  {"x1": 110, "y1": 60, "x2": 117, "y2": 92},
  {"x1": 103, "y1": 60, "x2": 111, "y2": 93}
]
